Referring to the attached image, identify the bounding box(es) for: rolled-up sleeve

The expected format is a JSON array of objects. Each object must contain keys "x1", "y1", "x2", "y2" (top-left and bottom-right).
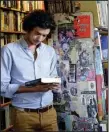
[{"x1": 1, "y1": 46, "x2": 20, "y2": 98}]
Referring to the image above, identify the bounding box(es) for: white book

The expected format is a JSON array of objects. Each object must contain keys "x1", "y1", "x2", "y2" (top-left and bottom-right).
[
  {"x1": 41, "y1": 78, "x2": 61, "y2": 83},
  {"x1": 25, "y1": 78, "x2": 61, "y2": 87}
]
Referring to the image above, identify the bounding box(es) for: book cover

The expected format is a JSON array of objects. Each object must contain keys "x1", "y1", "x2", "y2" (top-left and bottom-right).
[{"x1": 100, "y1": 36, "x2": 108, "y2": 50}]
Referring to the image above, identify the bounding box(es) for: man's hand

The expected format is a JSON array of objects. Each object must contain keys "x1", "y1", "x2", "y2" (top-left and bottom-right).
[
  {"x1": 35, "y1": 83, "x2": 61, "y2": 92},
  {"x1": 15, "y1": 83, "x2": 61, "y2": 94}
]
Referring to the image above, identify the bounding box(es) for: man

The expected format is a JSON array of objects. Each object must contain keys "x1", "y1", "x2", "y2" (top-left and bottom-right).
[{"x1": 1, "y1": 10, "x2": 59, "y2": 132}]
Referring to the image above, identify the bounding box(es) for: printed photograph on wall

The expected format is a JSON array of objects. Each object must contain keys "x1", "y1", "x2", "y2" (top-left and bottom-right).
[
  {"x1": 58, "y1": 25, "x2": 75, "y2": 44},
  {"x1": 68, "y1": 64, "x2": 76, "y2": 83},
  {"x1": 62, "y1": 90, "x2": 71, "y2": 102},
  {"x1": 88, "y1": 81, "x2": 96, "y2": 91},
  {"x1": 59, "y1": 60, "x2": 69, "y2": 89},
  {"x1": 58, "y1": 24, "x2": 75, "y2": 61},
  {"x1": 69, "y1": 83, "x2": 77, "y2": 96},
  {"x1": 71, "y1": 116, "x2": 98, "y2": 131},
  {"x1": 75, "y1": 39, "x2": 95, "y2": 81},
  {"x1": 69, "y1": 40, "x2": 77, "y2": 64},
  {"x1": 75, "y1": 81, "x2": 98, "y2": 124},
  {"x1": 56, "y1": 61, "x2": 68, "y2": 88},
  {"x1": 80, "y1": 92, "x2": 97, "y2": 116},
  {"x1": 78, "y1": 91, "x2": 98, "y2": 118}
]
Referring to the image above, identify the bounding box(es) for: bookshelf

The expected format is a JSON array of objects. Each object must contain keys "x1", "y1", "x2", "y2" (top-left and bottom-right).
[
  {"x1": 0, "y1": 6, "x2": 28, "y2": 13},
  {"x1": 79, "y1": 1, "x2": 108, "y2": 28},
  {"x1": 0, "y1": 0, "x2": 45, "y2": 46},
  {"x1": 0, "y1": 0, "x2": 45, "y2": 131},
  {"x1": 0, "y1": 31, "x2": 26, "y2": 34}
]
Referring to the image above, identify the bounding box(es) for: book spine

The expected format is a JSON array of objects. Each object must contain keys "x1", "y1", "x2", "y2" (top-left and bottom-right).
[
  {"x1": 0, "y1": 1, "x2": 4, "y2": 7},
  {"x1": 0, "y1": 33, "x2": 5, "y2": 47},
  {"x1": 17, "y1": 12, "x2": 20, "y2": 31},
  {"x1": 1, "y1": 10, "x2": 4, "y2": 31},
  {"x1": 34, "y1": 1, "x2": 38, "y2": 10},
  {"x1": 96, "y1": 75, "x2": 103, "y2": 121},
  {"x1": 16, "y1": 0, "x2": 21, "y2": 10},
  {"x1": 25, "y1": 79, "x2": 41, "y2": 87}
]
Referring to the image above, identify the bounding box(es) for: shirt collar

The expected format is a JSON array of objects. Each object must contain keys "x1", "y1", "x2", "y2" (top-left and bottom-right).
[{"x1": 19, "y1": 38, "x2": 42, "y2": 50}]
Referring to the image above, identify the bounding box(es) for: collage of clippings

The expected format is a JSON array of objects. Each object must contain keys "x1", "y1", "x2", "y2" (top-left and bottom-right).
[
  {"x1": 49, "y1": 13, "x2": 99, "y2": 131},
  {"x1": 75, "y1": 39, "x2": 95, "y2": 82}
]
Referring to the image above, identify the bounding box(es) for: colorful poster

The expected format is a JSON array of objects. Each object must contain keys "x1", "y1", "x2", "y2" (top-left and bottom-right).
[{"x1": 74, "y1": 15, "x2": 91, "y2": 38}]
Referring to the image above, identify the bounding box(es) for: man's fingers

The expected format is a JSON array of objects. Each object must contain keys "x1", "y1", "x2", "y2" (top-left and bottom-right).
[{"x1": 38, "y1": 83, "x2": 61, "y2": 91}]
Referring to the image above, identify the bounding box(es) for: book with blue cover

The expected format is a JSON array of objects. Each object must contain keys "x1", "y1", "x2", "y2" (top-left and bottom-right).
[
  {"x1": 100, "y1": 36, "x2": 108, "y2": 50},
  {"x1": 100, "y1": 36, "x2": 108, "y2": 60}
]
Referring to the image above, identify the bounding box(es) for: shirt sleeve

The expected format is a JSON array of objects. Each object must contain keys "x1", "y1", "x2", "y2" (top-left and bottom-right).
[
  {"x1": 1, "y1": 46, "x2": 20, "y2": 98},
  {"x1": 49, "y1": 49, "x2": 58, "y2": 77}
]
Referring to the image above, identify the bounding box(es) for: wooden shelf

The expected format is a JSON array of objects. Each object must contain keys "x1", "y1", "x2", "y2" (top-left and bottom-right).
[
  {"x1": 0, "y1": 6, "x2": 28, "y2": 14},
  {"x1": 2, "y1": 125, "x2": 13, "y2": 132},
  {"x1": 0, "y1": 101, "x2": 11, "y2": 108},
  {"x1": 0, "y1": 30, "x2": 26, "y2": 34}
]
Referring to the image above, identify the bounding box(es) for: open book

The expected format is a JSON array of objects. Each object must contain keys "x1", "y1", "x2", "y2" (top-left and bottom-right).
[{"x1": 25, "y1": 78, "x2": 61, "y2": 87}]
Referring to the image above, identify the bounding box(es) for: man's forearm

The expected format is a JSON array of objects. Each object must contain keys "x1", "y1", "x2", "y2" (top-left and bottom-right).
[
  {"x1": 15, "y1": 83, "x2": 59, "y2": 94},
  {"x1": 15, "y1": 86, "x2": 41, "y2": 94}
]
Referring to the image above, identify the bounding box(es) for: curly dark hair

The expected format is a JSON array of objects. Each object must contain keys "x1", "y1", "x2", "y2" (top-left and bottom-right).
[{"x1": 22, "y1": 10, "x2": 56, "y2": 32}]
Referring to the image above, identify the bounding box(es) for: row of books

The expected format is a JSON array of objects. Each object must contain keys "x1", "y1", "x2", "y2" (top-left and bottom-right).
[
  {"x1": 94, "y1": 30, "x2": 108, "y2": 121},
  {"x1": 94, "y1": 29, "x2": 108, "y2": 62},
  {"x1": 97, "y1": 1, "x2": 108, "y2": 28},
  {"x1": 46, "y1": 1, "x2": 80, "y2": 13},
  {"x1": 0, "y1": 0, "x2": 45, "y2": 11},
  {"x1": 0, "y1": 33, "x2": 24, "y2": 47},
  {"x1": 1, "y1": 9, "x2": 26, "y2": 32},
  {"x1": 99, "y1": 34, "x2": 108, "y2": 88}
]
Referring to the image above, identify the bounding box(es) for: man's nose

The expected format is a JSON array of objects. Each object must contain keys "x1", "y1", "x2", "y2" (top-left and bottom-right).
[{"x1": 37, "y1": 35, "x2": 43, "y2": 42}]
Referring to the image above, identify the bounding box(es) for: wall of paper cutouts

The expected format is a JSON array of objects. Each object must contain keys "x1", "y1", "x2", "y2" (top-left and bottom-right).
[{"x1": 48, "y1": 12, "x2": 101, "y2": 131}]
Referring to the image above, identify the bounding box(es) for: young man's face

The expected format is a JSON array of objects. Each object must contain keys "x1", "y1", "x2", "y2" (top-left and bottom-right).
[{"x1": 27, "y1": 27, "x2": 50, "y2": 45}]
